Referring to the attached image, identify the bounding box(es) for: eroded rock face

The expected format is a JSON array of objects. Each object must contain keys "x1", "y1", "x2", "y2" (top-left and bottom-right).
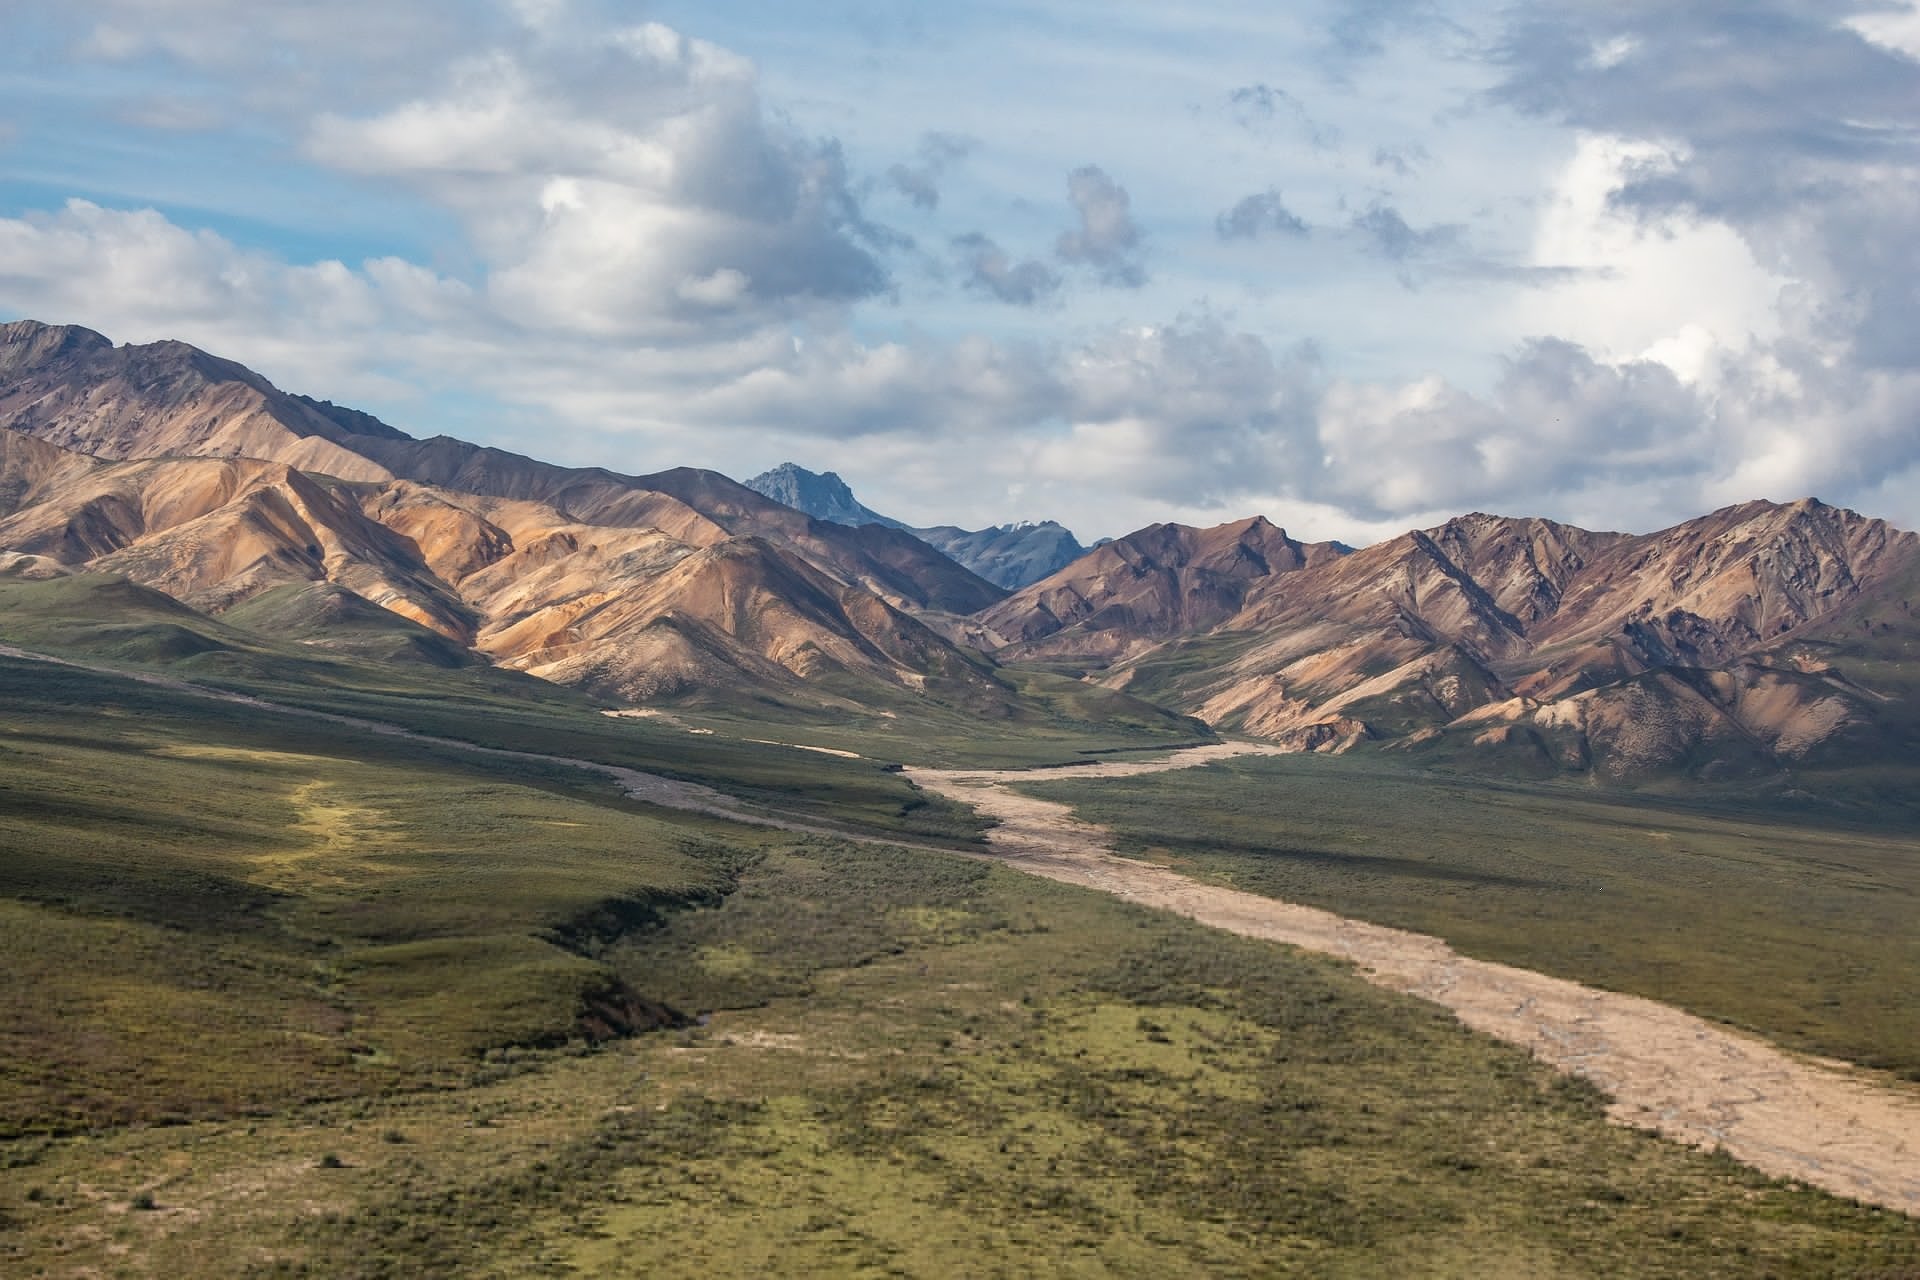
[
  {"x1": 0, "y1": 321, "x2": 397, "y2": 484},
  {"x1": 0, "y1": 425, "x2": 1019, "y2": 713},
  {"x1": 6, "y1": 319, "x2": 1917, "y2": 779}
]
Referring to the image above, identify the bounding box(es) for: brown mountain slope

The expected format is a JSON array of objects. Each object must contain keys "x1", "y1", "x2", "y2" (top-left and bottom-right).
[
  {"x1": 1517, "y1": 499, "x2": 1912, "y2": 682},
  {"x1": 471, "y1": 534, "x2": 1006, "y2": 707},
  {"x1": 0, "y1": 320, "x2": 397, "y2": 483},
  {"x1": 348, "y1": 440, "x2": 1004, "y2": 616},
  {"x1": 0, "y1": 320, "x2": 1005, "y2": 618},
  {"x1": 0, "y1": 427, "x2": 1012, "y2": 715},
  {"x1": 0, "y1": 434, "x2": 475, "y2": 637},
  {"x1": 973, "y1": 515, "x2": 1348, "y2": 661},
  {"x1": 0, "y1": 427, "x2": 97, "y2": 519},
  {"x1": 1004, "y1": 501, "x2": 1920, "y2": 779}
]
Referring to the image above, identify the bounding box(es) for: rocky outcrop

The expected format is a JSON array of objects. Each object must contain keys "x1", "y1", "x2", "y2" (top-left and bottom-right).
[
  {"x1": 913, "y1": 521, "x2": 1087, "y2": 590},
  {"x1": 743, "y1": 462, "x2": 904, "y2": 530}
]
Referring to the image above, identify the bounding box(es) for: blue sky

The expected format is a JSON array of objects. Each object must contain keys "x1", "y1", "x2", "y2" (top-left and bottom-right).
[{"x1": 2, "y1": 1, "x2": 1917, "y2": 543}]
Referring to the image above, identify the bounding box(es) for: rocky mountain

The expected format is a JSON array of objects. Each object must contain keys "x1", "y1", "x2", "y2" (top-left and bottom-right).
[
  {"x1": 0, "y1": 320, "x2": 400, "y2": 483},
  {"x1": 0, "y1": 322, "x2": 1003, "y2": 621},
  {"x1": 742, "y1": 460, "x2": 1087, "y2": 589},
  {"x1": 0, "y1": 322, "x2": 1021, "y2": 715},
  {"x1": 980, "y1": 502, "x2": 1920, "y2": 780},
  {"x1": 743, "y1": 462, "x2": 905, "y2": 530},
  {"x1": 913, "y1": 521, "x2": 1087, "y2": 592},
  {"x1": 972, "y1": 516, "x2": 1349, "y2": 660},
  {"x1": 7, "y1": 318, "x2": 1917, "y2": 787}
]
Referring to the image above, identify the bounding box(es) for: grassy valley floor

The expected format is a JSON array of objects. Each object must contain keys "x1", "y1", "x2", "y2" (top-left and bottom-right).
[
  {"x1": 7, "y1": 838, "x2": 1920, "y2": 1277},
  {"x1": 3, "y1": 656, "x2": 1920, "y2": 1274},
  {"x1": 1019, "y1": 753, "x2": 1920, "y2": 1079}
]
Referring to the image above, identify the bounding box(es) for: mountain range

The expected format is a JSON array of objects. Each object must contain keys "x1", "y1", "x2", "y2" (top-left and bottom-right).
[
  {"x1": 976, "y1": 504, "x2": 1920, "y2": 782},
  {"x1": 742, "y1": 461, "x2": 1088, "y2": 589},
  {"x1": 0, "y1": 320, "x2": 1016, "y2": 716},
  {"x1": 3, "y1": 317, "x2": 1917, "y2": 794}
]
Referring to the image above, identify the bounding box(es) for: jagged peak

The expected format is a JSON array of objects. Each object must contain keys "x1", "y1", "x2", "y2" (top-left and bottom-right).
[
  {"x1": 1, "y1": 318, "x2": 112, "y2": 350},
  {"x1": 0, "y1": 319, "x2": 114, "y2": 375}
]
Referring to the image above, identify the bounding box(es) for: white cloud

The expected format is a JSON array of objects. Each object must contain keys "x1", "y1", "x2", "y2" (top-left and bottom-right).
[
  {"x1": 1512, "y1": 133, "x2": 1786, "y2": 378},
  {"x1": 1055, "y1": 165, "x2": 1146, "y2": 287},
  {"x1": 6, "y1": 0, "x2": 1920, "y2": 548},
  {"x1": 1845, "y1": 3, "x2": 1920, "y2": 60},
  {"x1": 303, "y1": 23, "x2": 889, "y2": 339}
]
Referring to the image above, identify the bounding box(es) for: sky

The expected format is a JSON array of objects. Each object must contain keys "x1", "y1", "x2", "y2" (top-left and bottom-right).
[{"x1": 1, "y1": 1, "x2": 1917, "y2": 545}]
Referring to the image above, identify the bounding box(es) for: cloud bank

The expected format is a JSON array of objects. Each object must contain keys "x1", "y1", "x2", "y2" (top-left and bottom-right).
[{"x1": 0, "y1": 0, "x2": 1915, "y2": 544}]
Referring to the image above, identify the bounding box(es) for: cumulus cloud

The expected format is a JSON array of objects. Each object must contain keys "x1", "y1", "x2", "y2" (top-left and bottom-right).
[
  {"x1": 952, "y1": 233, "x2": 1060, "y2": 306},
  {"x1": 1491, "y1": 1, "x2": 1920, "y2": 365},
  {"x1": 1227, "y1": 82, "x2": 1339, "y2": 149},
  {"x1": 1371, "y1": 143, "x2": 1430, "y2": 178},
  {"x1": 885, "y1": 132, "x2": 974, "y2": 210},
  {"x1": 0, "y1": 200, "x2": 481, "y2": 401},
  {"x1": 1482, "y1": 0, "x2": 1920, "y2": 524},
  {"x1": 304, "y1": 23, "x2": 892, "y2": 338},
  {"x1": 1054, "y1": 165, "x2": 1146, "y2": 287},
  {"x1": 8, "y1": 0, "x2": 1920, "y2": 544},
  {"x1": 1215, "y1": 190, "x2": 1310, "y2": 241},
  {"x1": 1317, "y1": 338, "x2": 1706, "y2": 516}
]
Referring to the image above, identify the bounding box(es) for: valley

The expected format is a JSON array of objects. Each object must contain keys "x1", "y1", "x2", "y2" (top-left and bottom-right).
[
  {"x1": 5, "y1": 319, "x2": 1920, "y2": 1274},
  {"x1": 4, "y1": 642, "x2": 1920, "y2": 1275}
]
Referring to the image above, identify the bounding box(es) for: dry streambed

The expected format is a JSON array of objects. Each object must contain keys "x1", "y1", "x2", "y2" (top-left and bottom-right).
[{"x1": 909, "y1": 744, "x2": 1920, "y2": 1217}]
